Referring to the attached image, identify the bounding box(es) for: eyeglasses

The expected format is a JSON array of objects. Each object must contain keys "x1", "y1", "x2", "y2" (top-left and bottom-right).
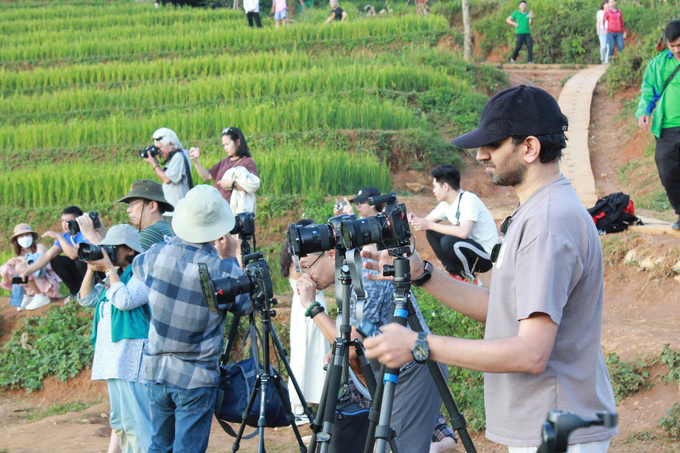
[
  {"x1": 300, "y1": 251, "x2": 325, "y2": 275},
  {"x1": 490, "y1": 215, "x2": 512, "y2": 264}
]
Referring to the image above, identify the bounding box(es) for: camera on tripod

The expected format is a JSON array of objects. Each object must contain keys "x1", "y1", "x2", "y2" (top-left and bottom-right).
[
  {"x1": 139, "y1": 145, "x2": 160, "y2": 159},
  {"x1": 77, "y1": 243, "x2": 117, "y2": 262},
  {"x1": 286, "y1": 193, "x2": 411, "y2": 259},
  {"x1": 67, "y1": 211, "x2": 102, "y2": 236},
  {"x1": 230, "y1": 212, "x2": 255, "y2": 240},
  {"x1": 198, "y1": 252, "x2": 273, "y2": 316}
]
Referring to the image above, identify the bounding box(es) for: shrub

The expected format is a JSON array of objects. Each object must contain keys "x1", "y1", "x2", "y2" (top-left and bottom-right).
[
  {"x1": 660, "y1": 402, "x2": 680, "y2": 440},
  {"x1": 605, "y1": 352, "x2": 649, "y2": 402}
]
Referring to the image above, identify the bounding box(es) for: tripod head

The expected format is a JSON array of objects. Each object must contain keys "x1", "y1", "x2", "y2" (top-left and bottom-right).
[{"x1": 537, "y1": 411, "x2": 618, "y2": 453}]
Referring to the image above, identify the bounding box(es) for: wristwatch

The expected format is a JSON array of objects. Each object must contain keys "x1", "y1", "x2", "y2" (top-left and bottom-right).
[
  {"x1": 412, "y1": 261, "x2": 433, "y2": 287},
  {"x1": 411, "y1": 332, "x2": 430, "y2": 363},
  {"x1": 105, "y1": 268, "x2": 117, "y2": 279}
]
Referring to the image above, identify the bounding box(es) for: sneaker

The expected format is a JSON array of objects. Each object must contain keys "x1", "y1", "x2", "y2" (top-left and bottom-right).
[
  {"x1": 473, "y1": 277, "x2": 483, "y2": 287},
  {"x1": 673, "y1": 218, "x2": 680, "y2": 231},
  {"x1": 509, "y1": 58, "x2": 516, "y2": 64},
  {"x1": 25, "y1": 294, "x2": 51, "y2": 310},
  {"x1": 18, "y1": 294, "x2": 33, "y2": 312},
  {"x1": 527, "y1": 61, "x2": 535, "y2": 65},
  {"x1": 294, "y1": 414, "x2": 310, "y2": 426}
]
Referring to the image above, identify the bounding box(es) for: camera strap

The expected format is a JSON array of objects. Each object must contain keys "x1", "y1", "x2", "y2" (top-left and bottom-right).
[
  {"x1": 346, "y1": 248, "x2": 367, "y2": 322},
  {"x1": 164, "y1": 150, "x2": 194, "y2": 189}
]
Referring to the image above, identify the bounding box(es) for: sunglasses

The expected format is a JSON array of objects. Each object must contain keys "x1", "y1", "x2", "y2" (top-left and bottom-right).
[
  {"x1": 490, "y1": 215, "x2": 512, "y2": 264},
  {"x1": 153, "y1": 136, "x2": 164, "y2": 142},
  {"x1": 222, "y1": 127, "x2": 234, "y2": 135}
]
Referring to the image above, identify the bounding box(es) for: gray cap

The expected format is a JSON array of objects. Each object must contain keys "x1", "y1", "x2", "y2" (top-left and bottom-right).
[{"x1": 99, "y1": 224, "x2": 143, "y2": 253}]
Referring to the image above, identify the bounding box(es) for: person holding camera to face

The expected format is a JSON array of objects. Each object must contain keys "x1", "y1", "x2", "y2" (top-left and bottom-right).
[
  {"x1": 143, "y1": 128, "x2": 193, "y2": 215},
  {"x1": 334, "y1": 186, "x2": 385, "y2": 219},
  {"x1": 118, "y1": 179, "x2": 175, "y2": 251},
  {"x1": 20, "y1": 206, "x2": 106, "y2": 302},
  {"x1": 132, "y1": 185, "x2": 248, "y2": 453},
  {"x1": 295, "y1": 247, "x2": 445, "y2": 453},
  {"x1": 1, "y1": 224, "x2": 61, "y2": 311},
  {"x1": 191, "y1": 127, "x2": 260, "y2": 214},
  {"x1": 363, "y1": 86, "x2": 617, "y2": 452},
  {"x1": 77, "y1": 224, "x2": 151, "y2": 453}
]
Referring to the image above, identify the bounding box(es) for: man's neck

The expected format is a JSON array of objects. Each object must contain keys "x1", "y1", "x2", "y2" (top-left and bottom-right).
[
  {"x1": 513, "y1": 163, "x2": 561, "y2": 205},
  {"x1": 444, "y1": 189, "x2": 461, "y2": 205},
  {"x1": 141, "y1": 215, "x2": 164, "y2": 230}
]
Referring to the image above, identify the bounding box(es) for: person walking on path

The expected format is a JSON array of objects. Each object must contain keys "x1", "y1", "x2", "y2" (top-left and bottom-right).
[
  {"x1": 596, "y1": 1, "x2": 609, "y2": 64},
  {"x1": 603, "y1": 0, "x2": 626, "y2": 59},
  {"x1": 506, "y1": 1, "x2": 534, "y2": 64},
  {"x1": 637, "y1": 20, "x2": 680, "y2": 230}
]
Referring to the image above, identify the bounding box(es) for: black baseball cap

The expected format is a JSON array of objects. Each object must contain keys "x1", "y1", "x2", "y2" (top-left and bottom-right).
[
  {"x1": 451, "y1": 85, "x2": 568, "y2": 149},
  {"x1": 350, "y1": 186, "x2": 381, "y2": 203}
]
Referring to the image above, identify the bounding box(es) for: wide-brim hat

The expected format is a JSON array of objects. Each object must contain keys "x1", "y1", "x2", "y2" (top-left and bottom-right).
[
  {"x1": 118, "y1": 179, "x2": 174, "y2": 213},
  {"x1": 451, "y1": 85, "x2": 568, "y2": 149},
  {"x1": 172, "y1": 185, "x2": 235, "y2": 243},
  {"x1": 99, "y1": 224, "x2": 143, "y2": 254},
  {"x1": 10, "y1": 223, "x2": 39, "y2": 245}
]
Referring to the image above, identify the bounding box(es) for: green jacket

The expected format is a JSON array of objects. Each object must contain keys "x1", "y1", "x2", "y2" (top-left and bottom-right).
[{"x1": 635, "y1": 50, "x2": 680, "y2": 138}]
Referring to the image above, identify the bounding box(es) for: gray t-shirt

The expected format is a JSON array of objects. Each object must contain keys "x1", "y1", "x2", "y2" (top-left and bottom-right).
[
  {"x1": 484, "y1": 175, "x2": 617, "y2": 447},
  {"x1": 162, "y1": 150, "x2": 192, "y2": 213}
]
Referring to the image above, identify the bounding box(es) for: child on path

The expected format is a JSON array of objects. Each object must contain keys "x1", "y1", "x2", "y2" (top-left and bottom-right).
[{"x1": 272, "y1": 0, "x2": 288, "y2": 27}]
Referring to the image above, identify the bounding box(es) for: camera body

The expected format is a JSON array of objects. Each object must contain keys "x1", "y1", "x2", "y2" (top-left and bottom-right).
[
  {"x1": 230, "y1": 212, "x2": 255, "y2": 239},
  {"x1": 287, "y1": 193, "x2": 412, "y2": 258},
  {"x1": 67, "y1": 211, "x2": 102, "y2": 236},
  {"x1": 139, "y1": 145, "x2": 160, "y2": 159},
  {"x1": 77, "y1": 243, "x2": 117, "y2": 262},
  {"x1": 198, "y1": 252, "x2": 269, "y2": 315}
]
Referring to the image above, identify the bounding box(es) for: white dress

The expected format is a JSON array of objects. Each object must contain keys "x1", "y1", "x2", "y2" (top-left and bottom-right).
[{"x1": 287, "y1": 277, "x2": 330, "y2": 414}]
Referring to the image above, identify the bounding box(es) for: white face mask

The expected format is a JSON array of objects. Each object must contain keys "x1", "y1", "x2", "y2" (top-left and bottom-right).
[{"x1": 17, "y1": 235, "x2": 33, "y2": 248}]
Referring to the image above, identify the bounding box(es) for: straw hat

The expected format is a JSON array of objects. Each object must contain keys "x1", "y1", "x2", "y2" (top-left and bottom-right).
[
  {"x1": 10, "y1": 223, "x2": 39, "y2": 245},
  {"x1": 172, "y1": 185, "x2": 235, "y2": 243}
]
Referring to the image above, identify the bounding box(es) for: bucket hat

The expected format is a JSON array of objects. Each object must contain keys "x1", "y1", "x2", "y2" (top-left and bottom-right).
[
  {"x1": 99, "y1": 224, "x2": 143, "y2": 254},
  {"x1": 10, "y1": 223, "x2": 39, "y2": 245},
  {"x1": 118, "y1": 179, "x2": 174, "y2": 213},
  {"x1": 172, "y1": 185, "x2": 235, "y2": 243}
]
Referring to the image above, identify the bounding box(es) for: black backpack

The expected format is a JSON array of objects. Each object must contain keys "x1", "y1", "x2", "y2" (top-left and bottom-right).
[{"x1": 587, "y1": 192, "x2": 642, "y2": 234}]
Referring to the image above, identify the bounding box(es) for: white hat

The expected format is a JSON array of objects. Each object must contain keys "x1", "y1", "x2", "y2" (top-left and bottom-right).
[
  {"x1": 172, "y1": 185, "x2": 235, "y2": 243},
  {"x1": 99, "y1": 224, "x2": 143, "y2": 253}
]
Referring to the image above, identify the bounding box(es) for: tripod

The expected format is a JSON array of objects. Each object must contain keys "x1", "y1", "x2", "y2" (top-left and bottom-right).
[
  {"x1": 308, "y1": 249, "x2": 399, "y2": 453},
  {"x1": 364, "y1": 255, "x2": 477, "y2": 453}
]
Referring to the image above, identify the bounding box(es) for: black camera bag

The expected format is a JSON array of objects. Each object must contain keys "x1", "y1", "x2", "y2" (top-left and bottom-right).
[{"x1": 328, "y1": 392, "x2": 371, "y2": 453}]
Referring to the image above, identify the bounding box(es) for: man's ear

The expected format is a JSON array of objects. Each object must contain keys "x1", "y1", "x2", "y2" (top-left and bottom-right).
[
  {"x1": 522, "y1": 136, "x2": 542, "y2": 164},
  {"x1": 147, "y1": 200, "x2": 159, "y2": 214}
]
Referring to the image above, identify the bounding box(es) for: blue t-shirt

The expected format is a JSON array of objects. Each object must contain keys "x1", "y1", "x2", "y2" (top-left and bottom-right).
[{"x1": 57, "y1": 231, "x2": 88, "y2": 249}]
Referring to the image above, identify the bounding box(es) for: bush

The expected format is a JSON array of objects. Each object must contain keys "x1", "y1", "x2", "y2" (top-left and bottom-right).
[
  {"x1": 660, "y1": 343, "x2": 680, "y2": 384},
  {"x1": 605, "y1": 352, "x2": 649, "y2": 402}
]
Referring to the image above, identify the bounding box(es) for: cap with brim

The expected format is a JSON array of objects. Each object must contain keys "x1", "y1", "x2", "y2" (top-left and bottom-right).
[
  {"x1": 10, "y1": 223, "x2": 39, "y2": 244},
  {"x1": 99, "y1": 224, "x2": 143, "y2": 254},
  {"x1": 451, "y1": 85, "x2": 568, "y2": 149},
  {"x1": 172, "y1": 185, "x2": 235, "y2": 244},
  {"x1": 350, "y1": 186, "x2": 382, "y2": 203},
  {"x1": 118, "y1": 179, "x2": 174, "y2": 213}
]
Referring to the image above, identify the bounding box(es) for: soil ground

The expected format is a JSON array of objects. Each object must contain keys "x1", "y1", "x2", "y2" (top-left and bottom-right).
[{"x1": 2, "y1": 69, "x2": 680, "y2": 453}]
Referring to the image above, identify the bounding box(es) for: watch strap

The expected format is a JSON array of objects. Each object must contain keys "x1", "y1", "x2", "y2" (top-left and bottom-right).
[{"x1": 412, "y1": 261, "x2": 433, "y2": 287}]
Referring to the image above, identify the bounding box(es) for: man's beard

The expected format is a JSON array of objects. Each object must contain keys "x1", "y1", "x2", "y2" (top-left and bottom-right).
[{"x1": 487, "y1": 159, "x2": 527, "y2": 187}]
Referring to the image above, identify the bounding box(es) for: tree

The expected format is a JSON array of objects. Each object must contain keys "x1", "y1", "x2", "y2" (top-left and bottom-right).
[{"x1": 462, "y1": 0, "x2": 472, "y2": 62}]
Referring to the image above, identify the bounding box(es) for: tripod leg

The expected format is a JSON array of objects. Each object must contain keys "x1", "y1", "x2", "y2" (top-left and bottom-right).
[
  {"x1": 232, "y1": 374, "x2": 262, "y2": 452},
  {"x1": 269, "y1": 373, "x2": 308, "y2": 453},
  {"x1": 258, "y1": 372, "x2": 269, "y2": 453},
  {"x1": 317, "y1": 340, "x2": 346, "y2": 453}
]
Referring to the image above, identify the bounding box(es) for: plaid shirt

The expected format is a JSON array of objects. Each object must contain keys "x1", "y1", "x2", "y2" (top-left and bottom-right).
[{"x1": 133, "y1": 236, "x2": 246, "y2": 389}]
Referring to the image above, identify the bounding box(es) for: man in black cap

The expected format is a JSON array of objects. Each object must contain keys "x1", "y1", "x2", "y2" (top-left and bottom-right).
[
  {"x1": 362, "y1": 85, "x2": 618, "y2": 452},
  {"x1": 118, "y1": 179, "x2": 175, "y2": 251},
  {"x1": 334, "y1": 186, "x2": 385, "y2": 218}
]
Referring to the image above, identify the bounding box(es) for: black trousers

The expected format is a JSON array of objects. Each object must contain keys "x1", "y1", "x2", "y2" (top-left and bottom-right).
[
  {"x1": 655, "y1": 126, "x2": 680, "y2": 215},
  {"x1": 50, "y1": 255, "x2": 87, "y2": 296},
  {"x1": 511, "y1": 33, "x2": 533, "y2": 62},
  {"x1": 426, "y1": 230, "x2": 493, "y2": 277},
  {"x1": 246, "y1": 12, "x2": 262, "y2": 28}
]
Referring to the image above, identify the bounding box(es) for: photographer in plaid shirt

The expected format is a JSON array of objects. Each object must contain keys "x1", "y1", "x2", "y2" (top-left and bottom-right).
[{"x1": 133, "y1": 185, "x2": 248, "y2": 453}]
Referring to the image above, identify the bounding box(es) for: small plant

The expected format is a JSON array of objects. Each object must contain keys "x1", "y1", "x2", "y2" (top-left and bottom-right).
[
  {"x1": 11, "y1": 399, "x2": 103, "y2": 423},
  {"x1": 661, "y1": 343, "x2": 680, "y2": 384},
  {"x1": 660, "y1": 402, "x2": 680, "y2": 440},
  {"x1": 605, "y1": 352, "x2": 650, "y2": 402}
]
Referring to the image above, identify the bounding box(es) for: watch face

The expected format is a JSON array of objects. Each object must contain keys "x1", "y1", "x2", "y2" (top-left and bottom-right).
[{"x1": 412, "y1": 342, "x2": 429, "y2": 362}]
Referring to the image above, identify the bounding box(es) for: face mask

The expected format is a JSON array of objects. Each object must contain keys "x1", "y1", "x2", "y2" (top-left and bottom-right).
[{"x1": 17, "y1": 235, "x2": 33, "y2": 248}]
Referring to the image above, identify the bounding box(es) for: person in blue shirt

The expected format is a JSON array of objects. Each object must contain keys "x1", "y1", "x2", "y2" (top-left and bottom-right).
[{"x1": 21, "y1": 206, "x2": 106, "y2": 301}]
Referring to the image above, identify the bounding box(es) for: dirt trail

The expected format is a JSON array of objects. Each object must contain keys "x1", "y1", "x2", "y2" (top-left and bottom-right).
[{"x1": 2, "y1": 68, "x2": 680, "y2": 453}]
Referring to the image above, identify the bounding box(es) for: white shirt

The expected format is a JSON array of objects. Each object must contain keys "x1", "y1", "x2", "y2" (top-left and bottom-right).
[
  {"x1": 243, "y1": 0, "x2": 259, "y2": 13},
  {"x1": 429, "y1": 191, "x2": 499, "y2": 253}
]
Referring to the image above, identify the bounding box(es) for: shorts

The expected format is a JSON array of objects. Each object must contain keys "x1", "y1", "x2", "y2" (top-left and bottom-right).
[{"x1": 275, "y1": 9, "x2": 287, "y2": 20}]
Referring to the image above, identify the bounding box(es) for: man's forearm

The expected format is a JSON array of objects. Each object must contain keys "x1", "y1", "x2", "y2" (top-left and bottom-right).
[
  {"x1": 426, "y1": 221, "x2": 470, "y2": 239},
  {"x1": 153, "y1": 165, "x2": 173, "y2": 184},
  {"x1": 420, "y1": 269, "x2": 489, "y2": 323}
]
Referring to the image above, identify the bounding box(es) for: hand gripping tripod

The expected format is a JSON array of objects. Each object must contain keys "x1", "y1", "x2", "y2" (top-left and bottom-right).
[{"x1": 362, "y1": 255, "x2": 477, "y2": 453}]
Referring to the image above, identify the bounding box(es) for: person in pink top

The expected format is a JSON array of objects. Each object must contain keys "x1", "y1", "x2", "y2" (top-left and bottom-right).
[
  {"x1": 272, "y1": 0, "x2": 288, "y2": 28},
  {"x1": 603, "y1": 0, "x2": 626, "y2": 58}
]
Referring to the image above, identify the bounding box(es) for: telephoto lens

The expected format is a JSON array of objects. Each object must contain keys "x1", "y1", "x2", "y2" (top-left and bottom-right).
[
  {"x1": 286, "y1": 222, "x2": 338, "y2": 258},
  {"x1": 77, "y1": 243, "x2": 117, "y2": 262}
]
